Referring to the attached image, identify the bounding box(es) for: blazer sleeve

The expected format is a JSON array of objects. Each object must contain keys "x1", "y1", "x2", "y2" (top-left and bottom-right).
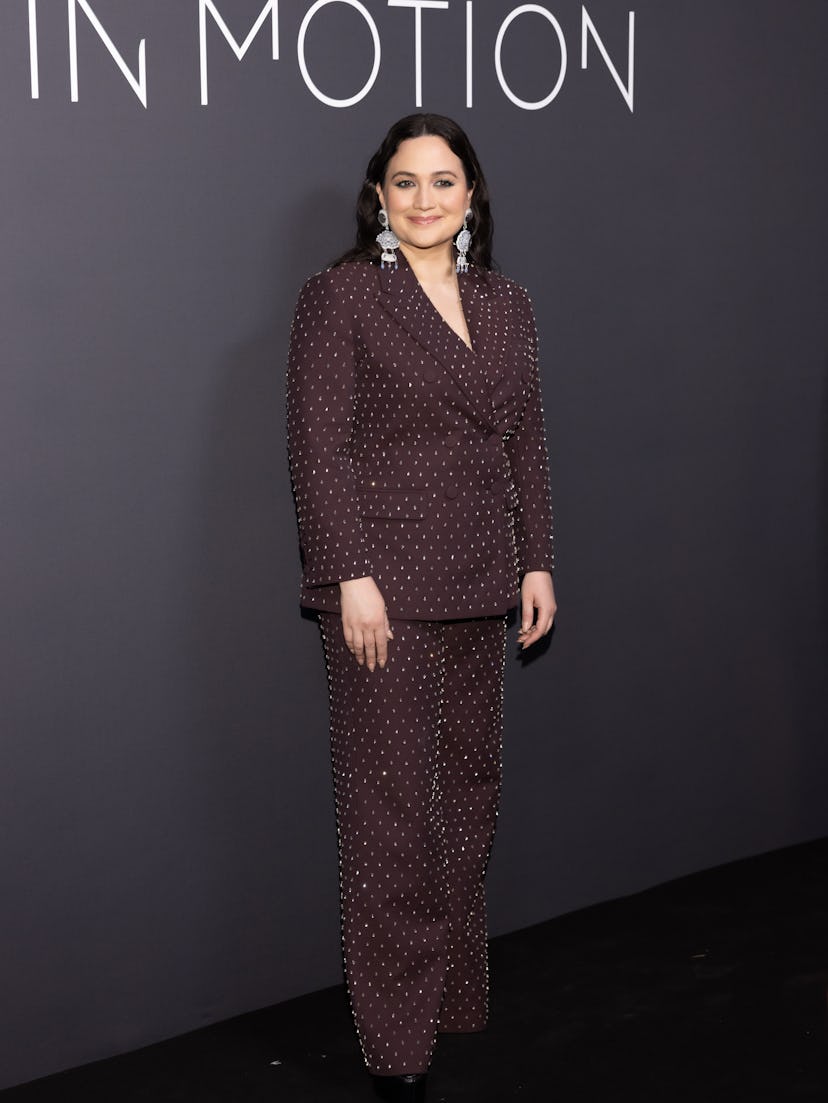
[
  {"x1": 504, "y1": 289, "x2": 556, "y2": 576},
  {"x1": 286, "y1": 271, "x2": 373, "y2": 588}
]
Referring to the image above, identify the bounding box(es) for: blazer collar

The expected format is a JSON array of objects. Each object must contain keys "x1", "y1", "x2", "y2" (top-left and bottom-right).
[{"x1": 375, "y1": 254, "x2": 501, "y2": 430}]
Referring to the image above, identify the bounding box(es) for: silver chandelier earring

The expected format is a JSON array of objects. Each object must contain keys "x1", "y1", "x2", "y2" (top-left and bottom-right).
[
  {"x1": 376, "y1": 209, "x2": 400, "y2": 270},
  {"x1": 455, "y1": 208, "x2": 473, "y2": 274}
]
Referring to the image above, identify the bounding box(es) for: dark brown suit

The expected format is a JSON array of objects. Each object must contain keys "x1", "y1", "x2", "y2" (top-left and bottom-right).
[
  {"x1": 286, "y1": 256, "x2": 554, "y2": 1075},
  {"x1": 286, "y1": 257, "x2": 554, "y2": 619}
]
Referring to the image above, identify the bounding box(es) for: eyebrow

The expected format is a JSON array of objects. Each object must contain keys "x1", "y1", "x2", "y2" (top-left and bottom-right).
[{"x1": 390, "y1": 169, "x2": 459, "y2": 179}]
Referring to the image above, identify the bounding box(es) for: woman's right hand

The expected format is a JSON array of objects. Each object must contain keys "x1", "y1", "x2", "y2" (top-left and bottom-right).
[{"x1": 339, "y1": 577, "x2": 393, "y2": 671}]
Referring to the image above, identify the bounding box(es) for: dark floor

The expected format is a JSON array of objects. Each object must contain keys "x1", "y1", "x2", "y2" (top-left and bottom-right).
[{"x1": 4, "y1": 839, "x2": 828, "y2": 1102}]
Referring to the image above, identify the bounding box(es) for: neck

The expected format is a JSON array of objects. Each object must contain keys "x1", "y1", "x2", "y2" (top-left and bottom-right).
[{"x1": 398, "y1": 242, "x2": 456, "y2": 286}]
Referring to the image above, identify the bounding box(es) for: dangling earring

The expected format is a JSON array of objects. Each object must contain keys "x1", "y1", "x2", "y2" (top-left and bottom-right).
[
  {"x1": 455, "y1": 208, "x2": 473, "y2": 274},
  {"x1": 376, "y1": 209, "x2": 400, "y2": 270}
]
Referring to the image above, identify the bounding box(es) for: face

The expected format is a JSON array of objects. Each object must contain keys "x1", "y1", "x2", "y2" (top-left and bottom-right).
[{"x1": 376, "y1": 135, "x2": 474, "y2": 256}]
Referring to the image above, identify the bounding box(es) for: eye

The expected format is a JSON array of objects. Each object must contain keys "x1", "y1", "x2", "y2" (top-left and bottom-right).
[
  {"x1": 434, "y1": 179, "x2": 456, "y2": 187},
  {"x1": 393, "y1": 179, "x2": 415, "y2": 188}
]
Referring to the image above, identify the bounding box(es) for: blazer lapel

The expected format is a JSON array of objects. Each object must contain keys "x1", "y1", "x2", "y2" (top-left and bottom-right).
[
  {"x1": 459, "y1": 267, "x2": 510, "y2": 396},
  {"x1": 375, "y1": 257, "x2": 497, "y2": 430}
]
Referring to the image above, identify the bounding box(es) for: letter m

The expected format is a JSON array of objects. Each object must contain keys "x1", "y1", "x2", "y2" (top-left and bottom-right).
[{"x1": 199, "y1": 0, "x2": 279, "y2": 106}]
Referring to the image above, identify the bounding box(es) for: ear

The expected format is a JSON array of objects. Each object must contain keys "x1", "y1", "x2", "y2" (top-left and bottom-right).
[
  {"x1": 466, "y1": 181, "x2": 475, "y2": 209},
  {"x1": 375, "y1": 182, "x2": 386, "y2": 211}
]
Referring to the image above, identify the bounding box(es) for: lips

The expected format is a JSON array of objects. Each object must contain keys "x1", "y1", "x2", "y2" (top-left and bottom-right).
[{"x1": 408, "y1": 216, "x2": 442, "y2": 226}]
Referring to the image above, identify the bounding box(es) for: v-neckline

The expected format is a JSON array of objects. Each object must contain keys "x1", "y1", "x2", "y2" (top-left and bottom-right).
[
  {"x1": 375, "y1": 258, "x2": 500, "y2": 430},
  {"x1": 406, "y1": 258, "x2": 476, "y2": 355}
]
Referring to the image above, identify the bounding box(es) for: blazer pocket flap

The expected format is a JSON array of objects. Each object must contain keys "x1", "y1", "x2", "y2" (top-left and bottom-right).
[{"x1": 358, "y1": 488, "x2": 429, "y2": 520}]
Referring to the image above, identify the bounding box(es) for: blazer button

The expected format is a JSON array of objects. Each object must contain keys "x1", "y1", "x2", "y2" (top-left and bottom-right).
[
  {"x1": 423, "y1": 367, "x2": 439, "y2": 383},
  {"x1": 444, "y1": 485, "x2": 459, "y2": 499}
]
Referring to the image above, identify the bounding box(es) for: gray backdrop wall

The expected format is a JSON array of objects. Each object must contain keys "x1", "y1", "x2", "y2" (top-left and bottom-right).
[{"x1": 2, "y1": 0, "x2": 827, "y2": 1090}]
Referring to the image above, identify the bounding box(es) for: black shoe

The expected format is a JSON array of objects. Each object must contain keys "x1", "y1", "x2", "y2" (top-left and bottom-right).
[{"x1": 371, "y1": 1072, "x2": 427, "y2": 1102}]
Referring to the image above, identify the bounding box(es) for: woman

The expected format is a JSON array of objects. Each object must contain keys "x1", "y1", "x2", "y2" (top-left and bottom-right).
[{"x1": 286, "y1": 114, "x2": 556, "y2": 1102}]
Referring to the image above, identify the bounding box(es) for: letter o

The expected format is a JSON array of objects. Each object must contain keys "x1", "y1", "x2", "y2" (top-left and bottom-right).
[
  {"x1": 495, "y1": 5, "x2": 567, "y2": 111},
  {"x1": 298, "y1": 0, "x2": 381, "y2": 108}
]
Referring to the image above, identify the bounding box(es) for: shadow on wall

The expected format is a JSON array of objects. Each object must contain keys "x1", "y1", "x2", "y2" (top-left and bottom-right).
[
  {"x1": 184, "y1": 188, "x2": 356, "y2": 1009},
  {"x1": 803, "y1": 354, "x2": 828, "y2": 804},
  {"x1": 791, "y1": 353, "x2": 828, "y2": 840},
  {"x1": 823, "y1": 357, "x2": 828, "y2": 663}
]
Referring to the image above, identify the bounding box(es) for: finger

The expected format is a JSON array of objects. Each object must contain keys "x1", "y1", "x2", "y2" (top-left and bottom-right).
[
  {"x1": 363, "y1": 632, "x2": 378, "y2": 672},
  {"x1": 517, "y1": 611, "x2": 537, "y2": 637},
  {"x1": 520, "y1": 594, "x2": 538, "y2": 633},
  {"x1": 385, "y1": 611, "x2": 394, "y2": 640},
  {"x1": 351, "y1": 630, "x2": 365, "y2": 665},
  {"x1": 376, "y1": 629, "x2": 389, "y2": 669},
  {"x1": 520, "y1": 625, "x2": 543, "y2": 649}
]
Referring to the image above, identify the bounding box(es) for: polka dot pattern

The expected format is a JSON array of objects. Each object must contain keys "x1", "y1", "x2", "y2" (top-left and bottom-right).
[
  {"x1": 286, "y1": 255, "x2": 555, "y2": 1079},
  {"x1": 318, "y1": 612, "x2": 508, "y2": 1076},
  {"x1": 286, "y1": 256, "x2": 554, "y2": 621}
]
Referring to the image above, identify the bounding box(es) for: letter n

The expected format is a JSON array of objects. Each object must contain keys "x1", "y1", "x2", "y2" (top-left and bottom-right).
[
  {"x1": 581, "y1": 6, "x2": 635, "y2": 113},
  {"x1": 68, "y1": 0, "x2": 147, "y2": 108}
]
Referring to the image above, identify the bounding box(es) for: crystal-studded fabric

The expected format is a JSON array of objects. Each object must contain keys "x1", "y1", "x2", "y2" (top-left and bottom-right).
[
  {"x1": 318, "y1": 611, "x2": 508, "y2": 1076},
  {"x1": 286, "y1": 255, "x2": 555, "y2": 1075},
  {"x1": 286, "y1": 256, "x2": 554, "y2": 620}
]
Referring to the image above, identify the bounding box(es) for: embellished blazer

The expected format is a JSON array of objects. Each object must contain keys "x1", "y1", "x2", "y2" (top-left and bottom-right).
[{"x1": 286, "y1": 256, "x2": 555, "y2": 621}]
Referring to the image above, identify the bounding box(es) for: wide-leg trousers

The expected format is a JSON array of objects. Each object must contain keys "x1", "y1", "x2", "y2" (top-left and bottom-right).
[{"x1": 318, "y1": 612, "x2": 508, "y2": 1076}]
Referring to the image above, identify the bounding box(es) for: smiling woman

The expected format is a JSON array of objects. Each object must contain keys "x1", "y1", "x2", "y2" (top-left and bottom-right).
[
  {"x1": 286, "y1": 113, "x2": 556, "y2": 1103},
  {"x1": 378, "y1": 137, "x2": 476, "y2": 347}
]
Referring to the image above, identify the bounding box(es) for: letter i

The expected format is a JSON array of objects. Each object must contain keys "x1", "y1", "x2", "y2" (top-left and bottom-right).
[{"x1": 28, "y1": 0, "x2": 39, "y2": 98}]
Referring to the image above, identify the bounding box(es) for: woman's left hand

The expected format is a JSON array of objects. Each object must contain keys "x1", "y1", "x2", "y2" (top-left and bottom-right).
[{"x1": 517, "y1": 571, "x2": 557, "y2": 650}]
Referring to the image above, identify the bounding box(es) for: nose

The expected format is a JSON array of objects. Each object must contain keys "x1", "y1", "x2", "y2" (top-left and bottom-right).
[{"x1": 413, "y1": 185, "x2": 435, "y2": 210}]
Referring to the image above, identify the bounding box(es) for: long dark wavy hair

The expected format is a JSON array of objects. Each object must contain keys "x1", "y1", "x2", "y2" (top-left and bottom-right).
[{"x1": 333, "y1": 113, "x2": 495, "y2": 270}]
